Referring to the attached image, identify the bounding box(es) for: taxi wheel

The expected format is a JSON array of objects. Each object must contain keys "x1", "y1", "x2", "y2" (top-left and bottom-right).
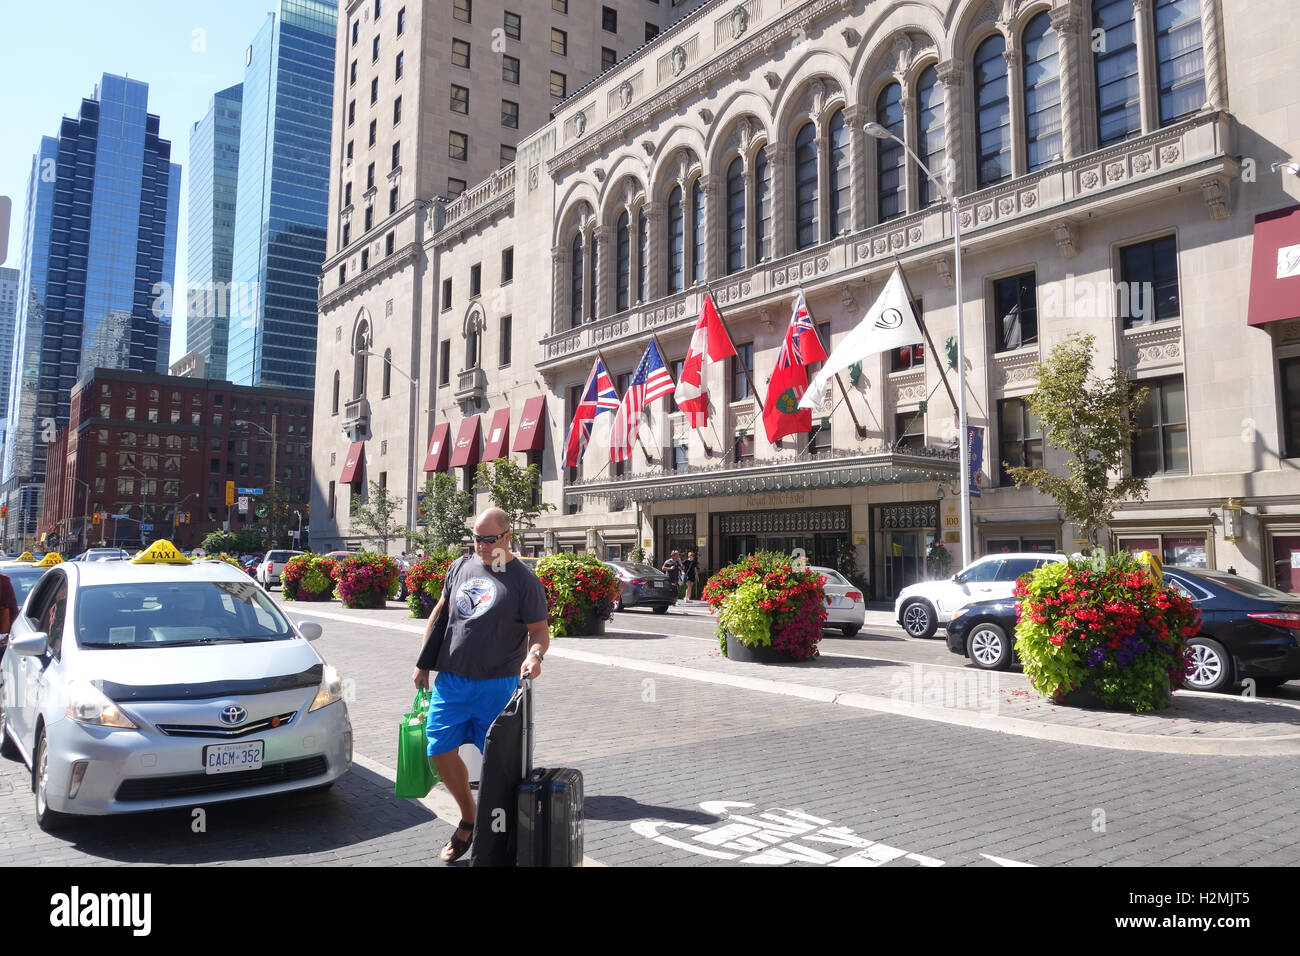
[
  {"x1": 841, "y1": 626, "x2": 861, "y2": 637},
  {"x1": 33, "y1": 729, "x2": 69, "y2": 832}
]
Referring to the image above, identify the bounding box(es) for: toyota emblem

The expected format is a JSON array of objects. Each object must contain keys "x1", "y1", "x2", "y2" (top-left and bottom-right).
[{"x1": 219, "y1": 705, "x2": 248, "y2": 726}]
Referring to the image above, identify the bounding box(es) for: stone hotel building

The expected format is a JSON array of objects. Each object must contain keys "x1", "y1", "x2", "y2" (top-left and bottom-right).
[{"x1": 311, "y1": 0, "x2": 1300, "y2": 598}]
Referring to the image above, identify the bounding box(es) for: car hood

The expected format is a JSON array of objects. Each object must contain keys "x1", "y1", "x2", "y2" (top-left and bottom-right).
[{"x1": 76, "y1": 640, "x2": 323, "y2": 701}]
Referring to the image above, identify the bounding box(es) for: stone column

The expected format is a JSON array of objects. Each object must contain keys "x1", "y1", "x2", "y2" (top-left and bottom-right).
[
  {"x1": 551, "y1": 244, "x2": 570, "y2": 333},
  {"x1": 936, "y1": 59, "x2": 966, "y2": 199},
  {"x1": 627, "y1": 208, "x2": 641, "y2": 308},
  {"x1": 814, "y1": 124, "x2": 831, "y2": 245},
  {"x1": 1051, "y1": 4, "x2": 1084, "y2": 160},
  {"x1": 642, "y1": 200, "x2": 664, "y2": 302},
  {"x1": 696, "y1": 173, "x2": 716, "y2": 284},
  {"x1": 592, "y1": 225, "x2": 611, "y2": 320},
  {"x1": 898, "y1": 89, "x2": 918, "y2": 215},
  {"x1": 1200, "y1": 0, "x2": 1226, "y2": 111},
  {"x1": 765, "y1": 141, "x2": 791, "y2": 259},
  {"x1": 585, "y1": 226, "x2": 598, "y2": 322},
  {"x1": 1133, "y1": 0, "x2": 1160, "y2": 133},
  {"x1": 842, "y1": 104, "x2": 867, "y2": 232},
  {"x1": 1004, "y1": 43, "x2": 1027, "y2": 179},
  {"x1": 743, "y1": 154, "x2": 757, "y2": 269}
]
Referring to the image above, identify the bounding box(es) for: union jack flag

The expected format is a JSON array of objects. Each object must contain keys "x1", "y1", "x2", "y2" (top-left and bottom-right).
[
  {"x1": 562, "y1": 358, "x2": 620, "y2": 467},
  {"x1": 610, "y1": 341, "x2": 675, "y2": 463}
]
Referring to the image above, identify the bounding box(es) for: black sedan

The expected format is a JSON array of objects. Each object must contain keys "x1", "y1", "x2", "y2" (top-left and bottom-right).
[
  {"x1": 605, "y1": 561, "x2": 677, "y2": 614},
  {"x1": 944, "y1": 567, "x2": 1300, "y2": 692}
]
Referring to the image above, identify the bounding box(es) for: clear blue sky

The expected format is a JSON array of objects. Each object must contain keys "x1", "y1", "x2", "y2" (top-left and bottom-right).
[{"x1": 0, "y1": 0, "x2": 288, "y2": 364}]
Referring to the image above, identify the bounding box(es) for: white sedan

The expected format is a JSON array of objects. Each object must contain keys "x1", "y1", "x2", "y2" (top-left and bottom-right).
[
  {"x1": 810, "y1": 566, "x2": 866, "y2": 637},
  {"x1": 0, "y1": 542, "x2": 351, "y2": 831}
]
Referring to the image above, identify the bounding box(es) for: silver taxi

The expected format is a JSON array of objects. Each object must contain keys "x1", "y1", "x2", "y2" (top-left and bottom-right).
[{"x1": 0, "y1": 541, "x2": 352, "y2": 830}]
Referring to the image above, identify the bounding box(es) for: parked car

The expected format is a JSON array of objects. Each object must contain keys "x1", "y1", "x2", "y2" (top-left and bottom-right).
[
  {"x1": 605, "y1": 561, "x2": 677, "y2": 613},
  {"x1": 810, "y1": 565, "x2": 866, "y2": 637},
  {"x1": 256, "y1": 550, "x2": 304, "y2": 589},
  {"x1": 0, "y1": 542, "x2": 351, "y2": 831},
  {"x1": 945, "y1": 596, "x2": 1020, "y2": 670},
  {"x1": 70, "y1": 549, "x2": 132, "y2": 562},
  {"x1": 894, "y1": 551, "x2": 1068, "y2": 638}
]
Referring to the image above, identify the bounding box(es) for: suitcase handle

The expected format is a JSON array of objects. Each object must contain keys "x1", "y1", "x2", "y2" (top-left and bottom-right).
[{"x1": 519, "y1": 677, "x2": 533, "y2": 779}]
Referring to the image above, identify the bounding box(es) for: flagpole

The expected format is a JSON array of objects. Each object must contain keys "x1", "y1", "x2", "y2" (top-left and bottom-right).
[
  {"x1": 832, "y1": 372, "x2": 868, "y2": 439},
  {"x1": 796, "y1": 390, "x2": 848, "y2": 457},
  {"x1": 891, "y1": 255, "x2": 958, "y2": 414}
]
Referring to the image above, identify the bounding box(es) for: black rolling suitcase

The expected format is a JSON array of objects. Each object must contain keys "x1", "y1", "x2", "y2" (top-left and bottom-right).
[{"x1": 515, "y1": 680, "x2": 584, "y2": 867}]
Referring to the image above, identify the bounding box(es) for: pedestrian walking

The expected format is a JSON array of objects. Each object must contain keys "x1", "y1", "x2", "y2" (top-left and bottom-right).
[
  {"x1": 682, "y1": 550, "x2": 699, "y2": 602},
  {"x1": 662, "y1": 550, "x2": 684, "y2": 599},
  {"x1": 412, "y1": 507, "x2": 550, "y2": 863}
]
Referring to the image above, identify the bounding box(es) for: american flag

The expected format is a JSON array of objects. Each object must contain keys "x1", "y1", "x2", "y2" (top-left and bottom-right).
[
  {"x1": 610, "y1": 341, "x2": 675, "y2": 463},
  {"x1": 562, "y1": 358, "x2": 620, "y2": 467}
]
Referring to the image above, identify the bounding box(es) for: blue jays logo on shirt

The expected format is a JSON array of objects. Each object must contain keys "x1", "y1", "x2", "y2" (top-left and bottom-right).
[{"x1": 455, "y1": 576, "x2": 498, "y2": 619}]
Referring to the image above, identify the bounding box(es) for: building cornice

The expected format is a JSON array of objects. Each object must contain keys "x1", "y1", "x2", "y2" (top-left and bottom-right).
[{"x1": 318, "y1": 242, "x2": 421, "y2": 312}]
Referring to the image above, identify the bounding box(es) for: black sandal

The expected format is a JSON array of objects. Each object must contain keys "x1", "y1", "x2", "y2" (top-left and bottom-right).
[{"x1": 441, "y1": 819, "x2": 474, "y2": 863}]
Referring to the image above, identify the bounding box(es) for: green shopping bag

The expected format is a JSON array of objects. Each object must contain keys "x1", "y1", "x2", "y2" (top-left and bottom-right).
[{"x1": 395, "y1": 687, "x2": 439, "y2": 798}]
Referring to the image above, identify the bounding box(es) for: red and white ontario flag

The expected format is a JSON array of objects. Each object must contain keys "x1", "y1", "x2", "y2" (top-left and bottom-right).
[{"x1": 673, "y1": 292, "x2": 737, "y2": 428}]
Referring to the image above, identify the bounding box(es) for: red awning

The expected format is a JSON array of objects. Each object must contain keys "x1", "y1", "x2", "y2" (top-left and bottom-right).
[
  {"x1": 482, "y1": 407, "x2": 511, "y2": 461},
  {"x1": 1248, "y1": 205, "x2": 1300, "y2": 326},
  {"x1": 512, "y1": 396, "x2": 548, "y2": 452},
  {"x1": 449, "y1": 416, "x2": 481, "y2": 468},
  {"x1": 339, "y1": 441, "x2": 365, "y2": 484},
  {"x1": 423, "y1": 423, "x2": 451, "y2": 472}
]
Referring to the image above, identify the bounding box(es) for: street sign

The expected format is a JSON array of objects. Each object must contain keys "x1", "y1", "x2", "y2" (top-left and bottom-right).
[
  {"x1": 236, "y1": 487, "x2": 264, "y2": 495},
  {"x1": 111, "y1": 513, "x2": 130, "y2": 519},
  {"x1": 238, "y1": 496, "x2": 249, "y2": 514},
  {"x1": 140, "y1": 524, "x2": 154, "y2": 532}
]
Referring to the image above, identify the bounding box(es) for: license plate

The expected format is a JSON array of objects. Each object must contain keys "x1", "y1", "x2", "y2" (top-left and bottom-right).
[
  {"x1": 204, "y1": 740, "x2": 265, "y2": 775},
  {"x1": 652, "y1": 582, "x2": 665, "y2": 588}
]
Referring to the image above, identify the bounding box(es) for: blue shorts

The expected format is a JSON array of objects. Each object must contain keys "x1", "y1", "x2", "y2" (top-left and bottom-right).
[{"x1": 425, "y1": 672, "x2": 520, "y2": 757}]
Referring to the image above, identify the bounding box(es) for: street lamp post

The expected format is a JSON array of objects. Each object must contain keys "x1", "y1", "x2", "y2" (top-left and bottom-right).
[
  {"x1": 357, "y1": 349, "x2": 421, "y2": 544},
  {"x1": 865, "y1": 121, "x2": 972, "y2": 568}
]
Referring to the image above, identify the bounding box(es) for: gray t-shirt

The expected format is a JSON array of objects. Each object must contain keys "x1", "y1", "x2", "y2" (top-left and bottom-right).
[{"x1": 435, "y1": 554, "x2": 549, "y2": 680}]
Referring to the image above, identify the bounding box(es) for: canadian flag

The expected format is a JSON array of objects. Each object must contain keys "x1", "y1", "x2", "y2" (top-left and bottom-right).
[{"x1": 673, "y1": 293, "x2": 737, "y2": 428}]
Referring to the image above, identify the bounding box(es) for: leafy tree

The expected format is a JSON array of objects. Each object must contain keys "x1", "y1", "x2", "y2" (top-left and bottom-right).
[
  {"x1": 474, "y1": 458, "x2": 555, "y2": 537},
  {"x1": 349, "y1": 480, "x2": 404, "y2": 552},
  {"x1": 400, "y1": 474, "x2": 473, "y2": 552},
  {"x1": 1005, "y1": 333, "x2": 1149, "y2": 550}
]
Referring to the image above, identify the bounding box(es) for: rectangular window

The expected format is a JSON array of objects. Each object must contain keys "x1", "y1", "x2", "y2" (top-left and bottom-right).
[
  {"x1": 673, "y1": 444, "x2": 688, "y2": 471},
  {"x1": 344, "y1": 182, "x2": 352, "y2": 207},
  {"x1": 1284, "y1": 357, "x2": 1300, "y2": 459},
  {"x1": 993, "y1": 272, "x2": 1038, "y2": 352},
  {"x1": 372, "y1": 35, "x2": 380, "y2": 61},
  {"x1": 449, "y1": 131, "x2": 467, "y2": 161},
  {"x1": 889, "y1": 299, "x2": 925, "y2": 371},
  {"x1": 350, "y1": 60, "x2": 357, "y2": 85},
  {"x1": 397, "y1": 7, "x2": 405, "y2": 35},
  {"x1": 442, "y1": 278, "x2": 453, "y2": 311},
  {"x1": 395, "y1": 51, "x2": 404, "y2": 79},
  {"x1": 451, "y1": 84, "x2": 469, "y2": 113},
  {"x1": 734, "y1": 434, "x2": 754, "y2": 462},
  {"x1": 552, "y1": 0, "x2": 567, "y2": 11},
  {"x1": 602, "y1": 47, "x2": 617, "y2": 71},
  {"x1": 440, "y1": 340, "x2": 451, "y2": 386},
  {"x1": 369, "y1": 119, "x2": 377, "y2": 147},
  {"x1": 470, "y1": 263, "x2": 482, "y2": 297},
  {"x1": 339, "y1": 264, "x2": 347, "y2": 284},
  {"x1": 365, "y1": 206, "x2": 374, "y2": 231},
  {"x1": 551, "y1": 28, "x2": 567, "y2": 56},
  {"x1": 998, "y1": 397, "x2": 1043, "y2": 485},
  {"x1": 346, "y1": 141, "x2": 353, "y2": 164},
  {"x1": 602, "y1": 6, "x2": 617, "y2": 31},
  {"x1": 549, "y1": 71, "x2": 566, "y2": 99},
  {"x1": 503, "y1": 55, "x2": 520, "y2": 84},
  {"x1": 501, "y1": 99, "x2": 519, "y2": 129},
  {"x1": 348, "y1": 100, "x2": 355, "y2": 126},
  {"x1": 501, "y1": 247, "x2": 514, "y2": 282},
  {"x1": 500, "y1": 144, "x2": 516, "y2": 167},
  {"x1": 452, "y1": 38, "x2": 470, "y2": 68},
  {"x1": 352, "y1": 19, "x2": 359, "y2": 45},
  {"x1": 371, "y1": 77, "x2": 379, "y2": 104},
  {"x1": 393, "y1": 95, "x2": 402, "y2": 124},
  {"x1": 1119, "y1": 235, "x2": 1180, "y2": 328},
  {"x1": 1133, "y1": 376, "x2": 1188, "y2": 476},
  {"x1": 389, "y1": 185, "x2": 399, "y2": 213},
  {"x1": 894, "y1": 411, "x2": 924, "y2": 452},
  {"x1": 385, "y1": 232, "x2": 395, "y2": 256},
  {"x1": 453, "y1": 0, "x2": 471, "y2": 23},
  {"x1": 500, "y1": 315, "x2": 513, "y2": 366},
  {"x1": 361, "y1": 249, "x2": 370, "y2": 271},
  {"x1": 731, "y1": 343, "x2": 753, "y2": 402},
  {"x1": 645, "y1": 22, "x2": 659, "y2": 42},
  {"x1": 391, "y1": 141, "x2": 400, "y2": 169},
  {"x1": 504, "y1": 11, "x2": 521, "y2": 41},
  {"x1": 367, "y1": 162, "x2": 375, "y2": 189},
  {"x1": 447, "y1": 177, "x2": 466, "y2": 197},
  {"x1": 375, "y1": 0, "x2": 381, "y2": 16},
  {"x1": 328, "y1": 481, "x2": 337, "y2": 518}
]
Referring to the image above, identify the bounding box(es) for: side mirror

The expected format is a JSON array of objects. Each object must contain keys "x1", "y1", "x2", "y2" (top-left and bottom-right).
[
  {"x1": 9, "y1": 631, "x2": 50, "y2": 657},
  {"x1": 298, "y1": 621, "x2": 323, "y2": 642}
]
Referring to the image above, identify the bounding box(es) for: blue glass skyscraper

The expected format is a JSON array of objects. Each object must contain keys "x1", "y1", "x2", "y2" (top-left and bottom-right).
[
  {"x1": 187, "y1": 83, "x2": 244, "y2": 381},
  {"x1": 227, "y1": 0, "x2": 337, "y2": 392},
  {"x1": 0, "y1": 74, "x2": 180, "y2": 549}
]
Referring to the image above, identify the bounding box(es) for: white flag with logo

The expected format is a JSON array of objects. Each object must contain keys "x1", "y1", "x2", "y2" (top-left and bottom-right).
[{"x1": 799, "y1": 266, "x2": 923, "y2": 410}]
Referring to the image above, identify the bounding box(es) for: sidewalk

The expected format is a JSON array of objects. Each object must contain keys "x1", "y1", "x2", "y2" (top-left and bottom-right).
[{"x1": 285, "y1": 599, "x2": 1300, "y2": 757}]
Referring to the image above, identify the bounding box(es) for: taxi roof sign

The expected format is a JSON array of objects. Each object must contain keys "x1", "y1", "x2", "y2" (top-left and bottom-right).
[
  {"x1": 131, "y1": 540, "x2": 192, "y2": 566},
  {"x1": 35, "y1": 552, "x2": 64, "y2": 567},
  {"x1": 14, "y1": 552, "x2": 37, "y2": 563}
]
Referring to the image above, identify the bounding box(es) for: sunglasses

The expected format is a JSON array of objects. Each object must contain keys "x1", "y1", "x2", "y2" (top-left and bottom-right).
[{"x1": 472, "y1": 532, "x2": 509, "y2": 544}]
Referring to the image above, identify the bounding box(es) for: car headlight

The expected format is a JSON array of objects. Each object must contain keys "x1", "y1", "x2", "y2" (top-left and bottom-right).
[
  {"x1": 308, "y1": 664, "x2": 344, "y2": 712},
  {"x1": 66, "y1": 681, "x2": 138, "y2": 729}
]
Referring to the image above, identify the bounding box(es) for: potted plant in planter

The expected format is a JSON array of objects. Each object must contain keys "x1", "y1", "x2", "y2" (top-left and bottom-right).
[
  {"x1": 535, "y1": 552, "x2": 619, "y2": 637},
  {"x1": 330, "y1": 552, "x2": 401, "y2": 609},
  {"x1": 405, "y1": 549, "x2": 461, "y2": 618},
  {"x1": 281, "y1": 554, "x2": 337, "y2": 601},
  {"x1": 1015, "y1": 550, "x2": 1200, "y2": 712},
  {"x1": 703, "y1": 551, "x2": 827, "y2": 662}
]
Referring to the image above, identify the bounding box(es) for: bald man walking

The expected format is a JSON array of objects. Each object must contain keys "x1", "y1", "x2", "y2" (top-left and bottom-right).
[{"x1": 413, "y1": 507, "x2": 550, "y2": 863}]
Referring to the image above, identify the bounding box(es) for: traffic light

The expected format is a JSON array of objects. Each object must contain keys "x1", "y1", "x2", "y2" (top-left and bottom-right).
[
  {"x1": 92, "y1": 512, "x2": 101, "y2": 525},
  {"x1": 185, "y1": 512, "x2": 191, "y2": 524},
  {"x1": 0, "y1": 506, "x2": 7, "y2": 519},
  {"x1": 225, "y1": 481, "x2": 235, "y2": 506}
]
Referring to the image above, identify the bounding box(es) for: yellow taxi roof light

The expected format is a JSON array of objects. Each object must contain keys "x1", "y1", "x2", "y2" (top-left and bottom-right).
[
  {"x1": 131, "y1": 540, "x2": 193, "y2": 566},
  {"x1": 35, "y1": 552, "x2": 64, "y2": 567},
  {"x1": 14, "y1": 551, "x2": 37, "y2": 563}
]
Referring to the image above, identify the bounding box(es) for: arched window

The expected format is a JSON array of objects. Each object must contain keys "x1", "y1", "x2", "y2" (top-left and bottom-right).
[
  {"x1": 755, "y1": 149, "x2": 772, "y2": 261},
  {"x1": 726, "y1": 157, "x2": 745, "y2": 274},
  {"x1": 875, "y1": 84, "x2": 905, "y2": 221},
  {"x1": 637, "y1": 209, "x2": 648, "y2": 301},
  {"x1": 467, "y1": 325, "x2": 480, "y2": 368},
  {"x1": 974, "y1": 34, "x2": 1011, "y2": 187},
  {"x1": 1023, "y1": 12, "x2": 1062, "y2": 171},
  {"x1": 382, "y1": 348, "x2": 392, "y2": 398},
  {"x1": 666, "y1": 185, "x2": 684, "y2": 293},
  {"x1": 794, "y1": 122, "x2": 818, "y2": 250},
  {"x1": 691, "y1": 179, "x2": 705, "y2": 284},
  {"x1": 1093, "y1": 0, "x2": 1140, "y2": 146},
  {"x1": 352, "y1": 323, "x2": 369, "y2": 399},
  {"x1": 570, "y1": 232, "x2": 583, "y2": 327},
  {"x1": 615, "y1": 210, "x2": 631, "y2": 312},
  {"x1": 332, "y1": 371, "x2": 340, "y2": 414},
  {"x1": 915, "y1": 65, "x2": 945, "y2": 206},
  {"x1": 1155, "y1": 0, "x2": 1204, "y2": 125},
  {"x1": 828, "y1": 109, "x2": 851, "y2": 234}
]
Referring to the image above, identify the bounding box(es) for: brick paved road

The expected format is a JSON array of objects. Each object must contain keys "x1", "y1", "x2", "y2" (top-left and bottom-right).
[{"x1": 3, "y1": 612, "x2": 1299, "y2": 866}]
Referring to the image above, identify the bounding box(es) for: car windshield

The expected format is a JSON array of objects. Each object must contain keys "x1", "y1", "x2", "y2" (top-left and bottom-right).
[
  {"x1": 813, "y1": 567, "x2": 850, "y2": 586},
  {"x1": 1180, "y1": 569, "x2": 1298, "y2": 602},
  {"x1": 75, "y1": 581, "x2": 295, "y2": 648},
  {"x1": 3, "y1": 567, "x2": 47, "y2": 606}
]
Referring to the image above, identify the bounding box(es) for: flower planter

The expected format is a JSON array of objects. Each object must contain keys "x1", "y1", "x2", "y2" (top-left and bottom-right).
[
  {"x1": 341, "y1": 587, "x2": 389, "y2": 610},
  {"x1": 1053, "y1": 675, "x2": 1171, "y2": 711},
  {"x1": 722, "y1": 630, "x2": 795, "y2": 663},
  {"x1": 570, "y1": 608, "x2": 606, "y2": 636}
]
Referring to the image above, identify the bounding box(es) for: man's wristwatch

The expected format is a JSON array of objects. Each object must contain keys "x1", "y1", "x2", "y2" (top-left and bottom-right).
[{"x1": 529, "y1": 649, "x2": 544, "y2": 662}]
